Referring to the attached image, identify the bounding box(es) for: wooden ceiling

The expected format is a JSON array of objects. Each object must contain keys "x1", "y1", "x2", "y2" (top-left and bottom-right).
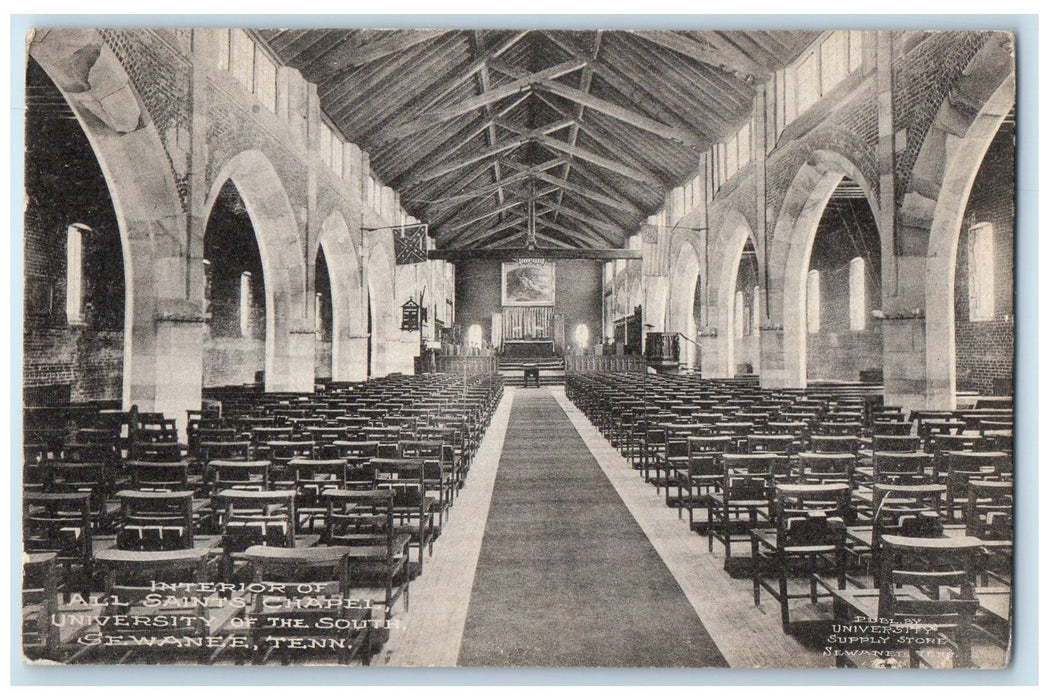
[{"x1": 255, "y1": 29, "x2": 818, "y2": 250}]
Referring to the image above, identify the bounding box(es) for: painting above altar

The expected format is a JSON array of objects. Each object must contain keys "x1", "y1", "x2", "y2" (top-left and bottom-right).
[{"x1": 502, "y1": 260, "x2": 555, "y2": 306}]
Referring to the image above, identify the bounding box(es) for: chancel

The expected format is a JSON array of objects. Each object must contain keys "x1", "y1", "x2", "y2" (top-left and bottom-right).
[{"x1": 21, "y1": 27, "x2": 1015, "y2": 669}]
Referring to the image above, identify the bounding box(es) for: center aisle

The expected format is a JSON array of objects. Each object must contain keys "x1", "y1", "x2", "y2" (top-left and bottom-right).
[{"x1": 457, "y1": 388, "x2": 728, "y2": 667}]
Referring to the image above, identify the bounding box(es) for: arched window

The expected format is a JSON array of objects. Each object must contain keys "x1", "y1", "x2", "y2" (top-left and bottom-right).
[
  {"x1": 467, "y1": 324, "x2": 483, "y2": 348},
  {"x1": 574, "y1": 323, "x2": 590, "y2": 350},
  {"x1": 968, "y1": 222, "x2": 995, "y2": 321},
  {"x1": 734, "y1": 290, "x2": 745, "y2": 339},
  {"x1": 66, "y1": 223, "x2": 89, "y2": 324},
  {"x1": 202, "y1": 259, "x2": 212, "y2": 317},
  {"x1": 849, "y1": 257, "x2": 866, "y2": 331},
  {"x1": 315, "y1": 292, "x2": 323, "y2": 333},
  {"x1": 806, "y1": 269, "x2": 821, "y2": 334},
  {"x1": 239, "y1": 271, "x2": 252, "y2": 338}
]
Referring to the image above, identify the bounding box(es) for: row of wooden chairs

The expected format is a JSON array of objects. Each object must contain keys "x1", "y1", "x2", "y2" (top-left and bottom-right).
[
  {"x1": 565, "y1": 371, "x2": 1013, "y2": 668},
  {"x1": 23, "y1": 371, "x2": 504, "y2": 665}
]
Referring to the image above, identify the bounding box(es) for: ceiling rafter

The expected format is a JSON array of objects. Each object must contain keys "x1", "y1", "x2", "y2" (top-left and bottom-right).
[
  {"x1": 319, "y1": 29, "x2": 448, "y2": 72},
  {"x1": 631, "y1": 30, "x2": 768, "y2": 80},
  {"x1": 529, "y1": 170, "x2": 641, "y2": 216},
  {"x1": 533, "y1": 133, "x2": 662, "y2": 190},
  {"x1": 535, "y1": 215, "x2": 612, "y2": 249},
  {"x1": 375, "y1": 58, "x2": 586, "y2": 145},
  {"x1": 551, "y1": 31, "x2": 599, "y2": 229},
  {"x1": 543, "y1": 31, "x2": 716, "y2": 142},
  {"x1": 532, "y1": 91, "x2": 671, "y2": 187},
  {"x1": 348, "y1": 31, "x2": 528, "y2": 139},
  {"x1": 470, "y1": 31, "x2": 507, "y2": 210},
  {"x1": 400, "y1": 119, "x2": 573, "y2": 189}
]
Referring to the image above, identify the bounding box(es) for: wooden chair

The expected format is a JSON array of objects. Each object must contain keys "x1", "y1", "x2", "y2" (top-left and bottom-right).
[
  {"x1": 872, "y1": 420, "x2": 914, "y2": 437},
  {"x1": 872, "y1": 435, "x2": 922, "y2": 453},
  {"x1": 290, "y1": 458, "x2": 347, "y2": 531},
  {"x1": 819, "y1": 535, "x2": 983, "y2": 668},
  {"x1": 114, "y1": 490, "x2": 197, "y2": 550},
  {"x1": 44, "y1": 461, "x2": 114, "y2": 530},
  {"x1": 324, "y1": 489, "x2": 411, "y2": 615},
  {"x1": 215, "y1": 489, "x2": 299, "y2": 580},
  {"x1": 943, "y1": 451, "x2": 1011, "y2": 522},
  {"x1": 871, "y1": 451, "x2": 936, "y2": 485},
  {"x1": 810, "y1": 435, "x2": 861, "y2": 455},
  {"x1": 854, "y1": 483, "x2": 948, "y2": 580},
  {"x1": 87, "y1": 547, "x2": 212, "y2": 663},
  {"x1": 707, "y1": 454, "x2": 779, "y2": 559},
  {"x1": 22, "y1": 552, "x2": 60, "y2": 661},
  {"x1": 796, "y1": 452, "x2": 855, "y2": 488},
  {"x1": 751, "y1": 483, "x2": 849, "y2": 631},
  {"x1": 745, "y1": 434, "x2": 796, "y2": 456},
  {"x1": 126, "y1": 459, "x2": 193, "y2": 492},
  {"x1": 23, "y1": 492, "x2": 94, "y2": 593},
  {"x1": 371, "y1": 458, "x2": 434, "y2": 577},
  {"x1": 965, "y1": 479, "x2": 1012, "y2": 541},
  {"x1": 400, "y1": 439, "x2": 454, "y2": 520},
  {"x1": 241, "y1": 545, "x2": 374, "y2": 665},
  {"x1": 676, "y1": 436, "x2": 731, "y2": 528}
]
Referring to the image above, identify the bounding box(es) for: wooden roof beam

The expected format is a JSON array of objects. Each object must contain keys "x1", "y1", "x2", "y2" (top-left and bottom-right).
[
  {"x1": 420, "y1": 30, "x2": 531, "y2": 112},
  {"x1": 631, "y1": 30, "x2": 768, "y2": 81},
  {"x1": 411, "y1": 169, "x2": 533, "y2": 208},
  {"x1": 533, "y1": 133, "x2": 662, "y2": 190},
  {"x1": 402, "y1": 117, "x2": 573, "y2": 190},
  {"x1": 353, "y1": 30, "x2": 530, "y2": 140},
  {"x1": 542, "y1": 31, "x2": 716, "y2": 143},
  {"x1": 534, "y1": 200, "x2": 623, "y2": 242},
  {"x1": 536, "y1": 78, "x2": 704, "y2": 148},
  {"x1": 375, "y1": 58, "x2": 586, "y2": 145},
  {"x1": 471, "y1": 32, "x2": 508, "y2": 209},
  {"x1": 532, "y1": 92, "x2": 670, "y2": 186},
  {"x1": 530, "y1": 170, "x2": 642, "y2": 216},
  {"x1": 319, "y1": 29, "x2": 448, "y2": 71},
  {"x1": 535, "y1": 215, "x2": 613, "y2": 249},
  {"x1": 441, "y1": 198, "x2": 527, "y2": 235},
  {"x1": 442, "y1": 212, "x2": 528, "y2": 247}
]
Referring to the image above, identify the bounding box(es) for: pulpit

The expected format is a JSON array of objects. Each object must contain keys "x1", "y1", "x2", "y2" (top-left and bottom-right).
[{"x1": 645, "y1": 332, "x2": 681, "y2": 372}]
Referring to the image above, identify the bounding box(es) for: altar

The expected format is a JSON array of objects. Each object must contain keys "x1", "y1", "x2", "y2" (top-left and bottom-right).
[
  {"x1": 499, "y1": 305, "x2": 563, "y2": 356},
  {"x1": 502, "y1": 339, "x2": 556, "y2": 358}
]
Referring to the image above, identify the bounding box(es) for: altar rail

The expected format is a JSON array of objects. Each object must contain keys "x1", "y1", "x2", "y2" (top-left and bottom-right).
[
  {"x1": 564, "y1": 355, "x2": 645, "y2": 373},
  {"x1": 435, "y1": 356, "x2": 499, "y2": 375}
]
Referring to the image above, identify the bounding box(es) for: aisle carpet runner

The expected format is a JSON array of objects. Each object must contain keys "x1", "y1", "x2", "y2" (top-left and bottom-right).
[{"x1": 457, "y1": 389, "x2": 728, "y2": 667}]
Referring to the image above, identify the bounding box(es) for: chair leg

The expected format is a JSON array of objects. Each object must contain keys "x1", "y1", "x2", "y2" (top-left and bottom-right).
[
  {"x1": 779, "y1": 567, "x2": 790, "y2": 632},
  {"x1": 707, "y1": 507, "x2": 714, "y2": 553},
  {"x1": 751, "y1": 538, "x2": 761, "y2": 606}
]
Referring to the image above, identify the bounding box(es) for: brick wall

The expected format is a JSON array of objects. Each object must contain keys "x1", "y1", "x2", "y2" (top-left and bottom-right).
[
  {"x1": 23, "y1": 58, "x2": 126, "y2": 403},
  {"x1": 954, "y1": 121, "x2": 1014, "y2": 395},
  {"x1": 203, "y1": 337, "x2": 265, "y2": 387}
]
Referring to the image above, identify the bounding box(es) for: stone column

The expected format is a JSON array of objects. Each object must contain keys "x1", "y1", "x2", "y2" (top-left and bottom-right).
[{"x1": 153, "y1": 300, "x2": 206, "y2": 441}]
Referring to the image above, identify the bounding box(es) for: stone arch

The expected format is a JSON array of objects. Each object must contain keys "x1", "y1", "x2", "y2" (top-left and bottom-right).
[
  {"x1": 907, "y1": 37, "x2": 1015, "y2": 408},
  {"x1": 317, "y1": 211, "x2": 367, "y2": 382},
  {"x1": 28, "y1": 29, "x2": 194, "y2": 417},
  {"x1": 667, "y1": 237, "x2": 703, "y2": 369},
  {"x1": 711, "y1": 211, "x2": 760, "y2": 378},
  {"x1": 204, "y1": 150, "x2": 311, "y2": 392},
  {"x1": 767, "y1": 149, "x2": 881, "y2": 387}
]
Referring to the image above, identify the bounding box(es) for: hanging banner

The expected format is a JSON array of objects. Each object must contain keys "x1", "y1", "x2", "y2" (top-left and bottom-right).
[{"x1": 394, "y1": 223, "x2": 429, "y2": 265}]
